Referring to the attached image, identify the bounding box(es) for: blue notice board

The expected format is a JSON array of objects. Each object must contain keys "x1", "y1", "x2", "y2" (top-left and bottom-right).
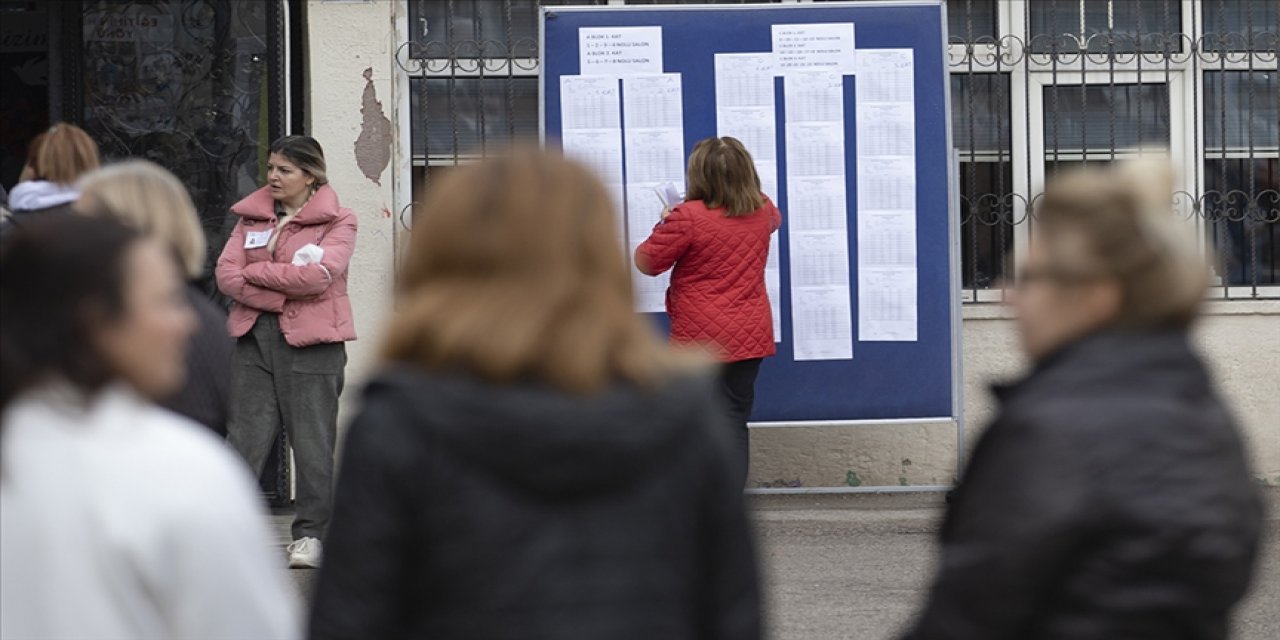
[{"x1": 541, "y1": 1, "x2": 959, "y2": 425}]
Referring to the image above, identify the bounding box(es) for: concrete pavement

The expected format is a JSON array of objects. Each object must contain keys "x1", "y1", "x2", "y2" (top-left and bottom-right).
[{"x1": 277, "y1": 490, "x2": 1279, "y2": 639}]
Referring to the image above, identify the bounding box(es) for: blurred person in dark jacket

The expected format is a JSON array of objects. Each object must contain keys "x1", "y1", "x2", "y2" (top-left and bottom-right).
[
  {"x1": 308, "y1": 148, "x2": 761, "y2": 640},
  {"x1": 78, "y1": 160, "x2": 233, "y2": 436},
  {"x1": 1, "y1": 124, "x2": 99, "y2": 237},
  {"x1": 900, "y1": 162, "x2": 1263, "y2": 640}
]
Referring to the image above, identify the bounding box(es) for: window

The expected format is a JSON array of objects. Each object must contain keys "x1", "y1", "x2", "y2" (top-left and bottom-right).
[
  {"x1": 1203, "y1": 70, "x2": 1279, "y2": 287},
  {"x1": 1028, "y1": 0, "x2": 1182, "y2": 53},
  {"x1": 1204, "y1": 158, "x2": 1280, "y2": 287},
  {"x1": 1202, "y1": 0, "x2": 1279, "y2": 52},
  {"x1": 1204, "y1": 71, "x2": 1279, "y2": 152},
  {"x1": 1042, "y1": 83, "x2": 1171, "y2": 158},
  {"x1": 411, "y1": 77, "x2": 539, "y2": 160},
  {"x1": 946, "y1": 0, "x2": 999, "y2": 43},
  {"x1": 408, "y1": 0, "x2": 605, "y2": 59},
  {"x1": 952, "y1": 74, "x2": 1013, "y2": 291},
  {"x1": 826, "y1": 0, "x2": 998, "y2": 41}
]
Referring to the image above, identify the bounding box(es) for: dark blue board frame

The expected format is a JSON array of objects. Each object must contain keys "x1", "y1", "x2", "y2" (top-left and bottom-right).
[{"x1": 542, "y1": 1, "x2": 958, "y2": 424}]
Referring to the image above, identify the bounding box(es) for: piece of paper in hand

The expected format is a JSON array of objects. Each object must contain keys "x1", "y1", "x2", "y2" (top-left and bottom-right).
[
  {"x1": 654, "y1": 181, "x2": 683, "y2": 209},
  {"x1": 292, "y1": 244, "x2": 324, "y2": 266}
]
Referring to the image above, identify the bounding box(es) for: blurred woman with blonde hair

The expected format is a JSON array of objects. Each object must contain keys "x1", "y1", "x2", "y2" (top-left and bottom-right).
[
  {"x1": 901, "y1": 162, "x2": 1263, "y2": 640},
  {"x1": 78, "y1": 160, "x2": 234, "y2": 435},
  {"x1": 309, "y1": 147, "x2": 761, "y2": 640}
]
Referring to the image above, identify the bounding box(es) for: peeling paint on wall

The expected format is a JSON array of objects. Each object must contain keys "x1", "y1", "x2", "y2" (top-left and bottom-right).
[{"x1": 355, "y1": 67, "x2": 392, "y2": 186}]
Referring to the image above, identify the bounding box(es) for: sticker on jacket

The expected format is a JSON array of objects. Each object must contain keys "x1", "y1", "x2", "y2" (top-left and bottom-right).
[{"x1": 244, "y1": 229, "x2": 273, "y2": 249}]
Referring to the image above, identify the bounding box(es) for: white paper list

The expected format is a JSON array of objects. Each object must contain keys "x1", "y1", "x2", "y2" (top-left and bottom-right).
[
  {"x1": 783, "y1": 67, "x2": 852, "y2": 361},
  {"x1": 784, "y1": 121, "x2": 844, "y2": 177},
  {"x1": 856, "y1": 103, "x2": 915, "y2": 158},
  {"x1": 855, "y1": 48, "x2": 918, "y2": 342},
  {"x1": 858, "y1": 156, "x2": 916, "y2": 210},
  {"x1": 715, "y1": 52, "x2": 776, "y2": 109},
  {"x1": 622, "y1": 73, "x2": 684, "y2": 313},
  {"x1": 623, "y1": 73, "x2": 683, "y2": 128},
  {"x1": 716, "y1": 52, "x2": 783, "y2": 341},
  {"x1": 772, "y1": 23, "x2": 856, "y2": 75},
  {"x1": 784, "y1": 71, "x2": 844, "y2": 123},
  {"x1": 766, "y1": 235, "x2": 782, "y2": 340},
  {"x1": 626, "y1": 185, "x2": 672, "y2": 311},
  {"x1": 790, "y1": 231, "x2": 851, "y2": 288},
  {"x1": 624, "y1": 128, "x2": 684, "y2": 183},
  {"x1": 859, "y1": 210, "x2": 916, "y2": 267},
  {"x1": 792, "y1": 287, "x2": 854, "y2": 361},
  {"x1": 859, "y1": 267, "x2": 917, "y2": 341},
  {"x1": 856, "y1": 48, "x2": 914, "y2": 102},
  {"x1": 560, "y1": 75, "x2": 626, "y2": 248},
  {"x1": 786, "y1": 176, "x2": 846, "y2": 232},
  {"x1": 579, "y1": 26, "x2": 663, "y2": 77}
]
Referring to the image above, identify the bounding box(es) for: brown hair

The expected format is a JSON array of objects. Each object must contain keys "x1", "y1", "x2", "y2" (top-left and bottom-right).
[
  {"x1": 685, "y1": 137, "x2": 764, "y2": 217},
  {"x1": 30, "y1": 123, "x2": 100, "y2": 185},
  {"x1": 383, "y1": 147, "x2": 695, "y2": 392},
  {"x1": 77, "y1": 161, "x2": 207, "y2": 279},
  {"x1": 270, "y1": 135, "x2": 328, "y2": 187},
  {"x1": 0, "y1": 216, "x2": 143, "y2": 415},
  {"x1": 1034, "y1": 160, "x2": 1208, "y2": 330}
]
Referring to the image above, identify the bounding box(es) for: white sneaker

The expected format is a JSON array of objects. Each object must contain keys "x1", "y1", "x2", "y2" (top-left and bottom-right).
[{"x1": 287, "y1": 537, "x2": 322, "y2": 569}]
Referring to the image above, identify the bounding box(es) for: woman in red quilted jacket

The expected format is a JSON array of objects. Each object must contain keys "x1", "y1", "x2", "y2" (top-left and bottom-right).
[{"x1": 635, "y1": 136, "x2": 782, "y2": 487}]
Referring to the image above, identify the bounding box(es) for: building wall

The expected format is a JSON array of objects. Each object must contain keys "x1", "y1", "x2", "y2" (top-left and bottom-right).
[
  {"x1": 751, "y1": 301, "x2": 1280, "y2": 489},
  {"x1": 310, "y1": 2, "x2": 1278, "y2": 489},
  {"x1": 305, "y1": 0, "x2": 398, "y2": 425}
]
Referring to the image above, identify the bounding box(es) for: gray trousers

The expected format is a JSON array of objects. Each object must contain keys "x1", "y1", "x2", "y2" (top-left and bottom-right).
[{"x1": 227, "y1": 314, "x2": 345, "y2": 541}]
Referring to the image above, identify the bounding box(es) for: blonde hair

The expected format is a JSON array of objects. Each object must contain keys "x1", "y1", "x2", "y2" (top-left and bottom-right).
[
  {"x1": 1035, "y1": 160, "x2": 1208, "y2": 330},
  {"x1": 31, "y1": 123, "x2": 100, "y2": 185},
  {"x1": 383, "y1": 146, "x2": 695, "y2": 392},
  {"x1": 685, "y1": 137, "x2": 765, "y2": 217},
  {"x1": 270, "y1": 135, "x2": 328, "y2": 187},
  {"x1": 77, "y1": 160, "x2": 207, "y2": 279}
]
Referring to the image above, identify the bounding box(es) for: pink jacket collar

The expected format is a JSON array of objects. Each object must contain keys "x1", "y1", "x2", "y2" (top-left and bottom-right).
[{"x1": 231, "y1": 184, "x2": 341, "y2": 225}]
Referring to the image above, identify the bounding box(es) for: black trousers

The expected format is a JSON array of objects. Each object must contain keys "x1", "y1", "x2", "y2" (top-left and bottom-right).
[{"x1": 718, "y1": 358, "x2": 763, "y2": 489}]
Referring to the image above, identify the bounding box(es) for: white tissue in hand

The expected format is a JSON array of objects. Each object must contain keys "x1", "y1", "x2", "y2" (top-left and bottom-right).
[{"x1": 292, "y1": 244, "x2": 324, "y2": 266}]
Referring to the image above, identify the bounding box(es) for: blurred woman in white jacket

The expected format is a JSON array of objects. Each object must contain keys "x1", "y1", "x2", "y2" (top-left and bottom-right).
[{"x1": 0, "y1": 215, "x2": 298, "y2": 640}]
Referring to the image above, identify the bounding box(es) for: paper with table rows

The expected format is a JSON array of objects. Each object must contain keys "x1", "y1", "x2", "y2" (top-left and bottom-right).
[
  {"x1": 855, "y1": 48, "x2": 917, "y2": 342},
  {"x1": 715, "y1": 52, "x2": 782, "y2": 341},
  {"x1": 559, "y1": 74, "x2": 627, "y2": 250},
  {"x1": 622, "y1": 73, "x2": 684, "y2": 313},
  {"x1": 783, "y1": 66, "x2": 854, "y2": 361}
]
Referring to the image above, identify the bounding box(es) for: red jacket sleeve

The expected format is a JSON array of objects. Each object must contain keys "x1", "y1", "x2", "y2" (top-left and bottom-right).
[
  {"x1": 215, "y1": 220, "x2": 287, "y2": 313},
  {"x1": 770, "y1": 201, "x2": 782, "y2": 232},
  {"x1": 635, "y1": 206, "x2": 694, "y2": 276},
  {"x1": 242, "y1": 212, "x2": 358, "y2": 299}
]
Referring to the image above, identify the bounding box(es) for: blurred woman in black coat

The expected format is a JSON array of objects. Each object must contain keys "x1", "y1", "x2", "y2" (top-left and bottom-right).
[
  {"x1": 901, "y1": 162, "x2": 1263, "y2": 640},
  {"x1": 309, "y1": 149, "x2": 760, "y2": 640}
]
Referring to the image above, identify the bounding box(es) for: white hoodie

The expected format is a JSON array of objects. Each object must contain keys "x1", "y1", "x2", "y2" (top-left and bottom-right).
[
  {"x1": 7, "y1": 180, "x2": 79, "y2": 212},
  {"x1": 0, "y1": 384, "x2": 301, "y2": 640}
]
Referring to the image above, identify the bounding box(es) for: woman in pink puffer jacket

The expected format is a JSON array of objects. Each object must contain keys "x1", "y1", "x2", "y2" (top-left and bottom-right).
[{"x1": 216, "y1": 135, "x2": 356, "y2": 569}]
